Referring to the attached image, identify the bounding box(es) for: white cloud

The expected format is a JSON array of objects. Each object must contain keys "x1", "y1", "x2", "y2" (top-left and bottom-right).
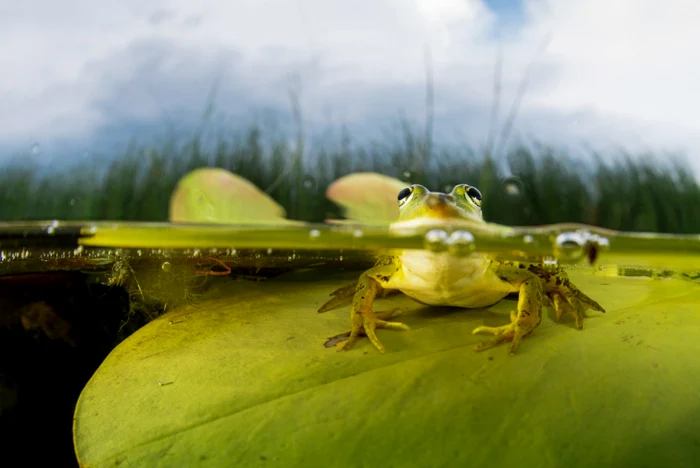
[{"x1": 2, "y1": 0, "x2": 700, "y2": 172}]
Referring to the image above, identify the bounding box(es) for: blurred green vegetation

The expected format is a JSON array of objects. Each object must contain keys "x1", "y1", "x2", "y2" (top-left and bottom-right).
[{"x1": 0, "y1": 124, "x2": 697, "y2": 234}]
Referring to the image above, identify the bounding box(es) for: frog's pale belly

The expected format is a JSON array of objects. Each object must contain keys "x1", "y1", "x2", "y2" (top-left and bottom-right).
[{"x1": 389, "y1": 251, "x2": 517, "y2": 308}]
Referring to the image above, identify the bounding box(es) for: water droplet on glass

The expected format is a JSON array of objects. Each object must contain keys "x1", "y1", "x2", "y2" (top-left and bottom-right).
[
  {"x1": 502, "y1": 177, "x2": 523, "y2": 196},
  {"x1": 31, "y1": 143, "x2": 41, "y2": 155},
  {"x1": 161, "y1": 261, "x2": 172, "y2": 272},
  {"x1": 309, "y1": 229, "x2": 321, "y2": 239},
  {"x1": 424, "y1": 229, "x2": 449, "y2": 252},
  {"x1": 69, "y1": 199, "x2": 76, "y2": 207}
]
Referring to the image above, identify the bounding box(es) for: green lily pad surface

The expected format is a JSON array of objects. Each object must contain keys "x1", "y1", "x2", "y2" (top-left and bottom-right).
[{"x1": 74, "y1": 268, "x2": 700, "y2": 467}]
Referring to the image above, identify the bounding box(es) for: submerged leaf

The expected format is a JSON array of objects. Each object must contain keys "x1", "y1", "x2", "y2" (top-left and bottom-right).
[
  {"x1": 325, "y1": 172, "x2": 408, "y2": 224},
  {"x1": 169, "y1": 168, "x2": 302, "y2": 225},
  {"x1": 74, "y1": 268, "x2": 700, "y2": 466}
]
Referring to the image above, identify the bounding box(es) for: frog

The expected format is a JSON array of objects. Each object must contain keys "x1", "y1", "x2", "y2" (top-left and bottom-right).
[{"x1": 318, "y1": 183, "x2": 606, "y2": 355}]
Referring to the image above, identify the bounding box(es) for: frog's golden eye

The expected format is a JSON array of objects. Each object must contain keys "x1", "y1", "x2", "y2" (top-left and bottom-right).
[
  {"x1": 397, "y1": 186, "x2": 413, "y2": 207},
  {"x1": 466, "y1": 186, "x2": 482, "y2": 207}
]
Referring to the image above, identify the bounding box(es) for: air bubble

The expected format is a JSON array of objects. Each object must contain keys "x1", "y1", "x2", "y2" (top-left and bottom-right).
[
  {"x1": 161, "y1": 261, "x2": 172, "y2": 272},
  {"x1": 446, "y1": 230, "x2": 476, "y2": 256},
  {"x1": 424, "y1": 229, "x2": 449, "y2": 252},
  {"x1": 267, "y1": 248, "x2": 273, "y2": 255},
  {"x1": 523, "y1": 235, "x2": 534, "y2": 244},
  {"x1": 309, "y1": 229, "x2": 321, "y2": 239},
  {"x1": 73, "y1": 246, "x2": 84, "y2": 255},
  {"x1": 352, "y1": 229, "x2": 364, "y2": 238},
  {"x1": 554, "y1": 232, "x2": 586, "y2": 262}
]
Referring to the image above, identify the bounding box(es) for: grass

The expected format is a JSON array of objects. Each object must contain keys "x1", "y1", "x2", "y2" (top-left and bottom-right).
[{"x1": 0, "y1": 123, "x2": 698, "y2": 234}]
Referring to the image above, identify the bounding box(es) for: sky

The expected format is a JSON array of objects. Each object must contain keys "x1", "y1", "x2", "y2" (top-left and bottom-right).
[{"x1": 3, "y1": 0, "x2": 700, "y2": 173}]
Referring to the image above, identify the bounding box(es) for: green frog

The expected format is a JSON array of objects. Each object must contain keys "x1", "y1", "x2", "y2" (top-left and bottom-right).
[{"x1": 318, "y1": 183, "x2": 606, "y2": 355}]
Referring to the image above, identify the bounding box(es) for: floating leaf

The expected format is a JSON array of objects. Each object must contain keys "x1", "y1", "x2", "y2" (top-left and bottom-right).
[
  {"x1": 169, "y1": 168, "x2": 302, "y2": 225},
  {"x1": 74, "y1": 268, "x2": 700, "y2": 466},
  {"x1": 325, "y1": 172, "x2": 408, "y2": 224}
]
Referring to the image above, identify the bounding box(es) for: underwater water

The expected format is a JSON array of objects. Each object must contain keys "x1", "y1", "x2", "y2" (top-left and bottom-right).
[{"x1": 1, "y1": 220, "x2": 699, "y2": 467}]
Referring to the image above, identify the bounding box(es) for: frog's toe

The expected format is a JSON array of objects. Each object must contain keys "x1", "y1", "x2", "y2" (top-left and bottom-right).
[
  {"x1": 472, "y1": 323, "x2": 526, "y2": 355},
  {"x1": 333, "y1": 308, "x2": 408, "y2": 353},
  {"x1": 563, "y1": 284, "x2": 606, "y2": 314},
  {"x1": 472, "y1": 333, "x2": 512, "y2": 353},
  {"x1": 471, "y1": 311, "x2": 517, "y2": 337},
  {"x1": 550, "y1": 292, "x2": 584, "y2": 329},
  {"x1": 551, "y1": 288, "x2": 601, "y2": 330},
  {"x1": 375, "y1": 307, "x2": 404, "y2": 321},
  {"x1": 318, "y1": 281, "x2": 358, "y2": 313},
  {"x1": 472, "y1": 311, "x2": 533, "y2": 355}
]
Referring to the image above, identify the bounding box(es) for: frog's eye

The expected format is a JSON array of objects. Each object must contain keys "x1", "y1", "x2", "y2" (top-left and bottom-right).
[
  {"x1": 466, "y1": 186, "x2": 482, "y2": 207},
  {"x1": 397, "y1": 187, "x2": 413, "y2": 207}
]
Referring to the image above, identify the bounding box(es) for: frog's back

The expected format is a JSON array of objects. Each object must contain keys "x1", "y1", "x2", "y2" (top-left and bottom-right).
[{"x1": 389, "y1": 251, "x2": 516, "y2": 308}]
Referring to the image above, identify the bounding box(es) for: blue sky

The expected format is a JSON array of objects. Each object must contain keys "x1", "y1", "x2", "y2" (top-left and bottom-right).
[
  {"x1": 3, "y1": 0, "x2": 700, "y2": 173},
  {"x1": 484, "y1": 0, "x2": 525, "y2": 31}
]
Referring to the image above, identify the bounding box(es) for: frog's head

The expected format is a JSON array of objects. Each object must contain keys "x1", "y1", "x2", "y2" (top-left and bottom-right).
[{"x1": 396, "y1": 184, "x2": 484, "y2": 223}]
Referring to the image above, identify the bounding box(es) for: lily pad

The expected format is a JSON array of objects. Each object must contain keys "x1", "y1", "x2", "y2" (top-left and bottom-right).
[
  {"x1": 168, "y1": 167, "x2": 302, "y2": 225},
  {"x1": 74, "y1": 269, "x2": 700, "y2": 466}
]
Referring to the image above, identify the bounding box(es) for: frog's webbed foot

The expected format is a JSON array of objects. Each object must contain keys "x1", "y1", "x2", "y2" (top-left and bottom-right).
[
  {"x1": 331, "y1": 307, "x2": 408, "y2": 352},
  {"x1": 472, "y1": 310, "x2": 535, "y2": 355},
  {"x1": 472, "y1": 276, "x2": 543, "y2": 355},
  {"x1": 550, "y1": 283, "x2": 606, "y2": 330},
  {"x1": 319, "y1": 255, "x2": 409, "y2": 353}
]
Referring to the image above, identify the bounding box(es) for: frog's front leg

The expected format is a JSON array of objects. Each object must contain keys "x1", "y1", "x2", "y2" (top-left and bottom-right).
[
  {"x1": 472, "y1": 275, "x2": 543, "y2": 355},
  {"x1": 338, "y1": 263, "x2": 409, "y2": 353}
]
